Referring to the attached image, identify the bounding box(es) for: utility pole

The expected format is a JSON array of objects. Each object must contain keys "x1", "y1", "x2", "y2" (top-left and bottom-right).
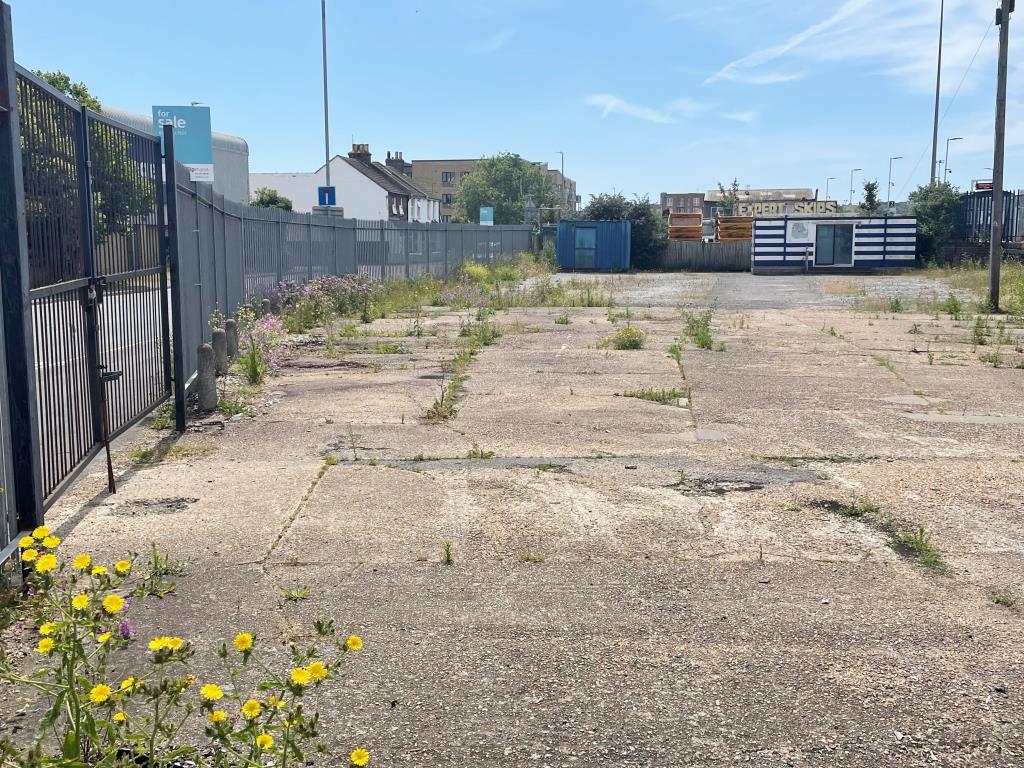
[
  {"x1": 321, "y1": 0, "x2": 331, "y2": 192},
  {"x1": 887, "y1": 157, "x2": 902, "y2": 207},
  {"x1": 557, "y1": 151, "x2": 566, "y2": 210},
  {"x1": 930, "y1": 0, "x2": 944, "y2": 184},
  {"x1": 849, "y1": 167, "x2": 862, "y2": 207},
  {"x1": 944, "y1": 136, "x2": 962, "y2": 184},
  {"x1": 989, "y1": 0, "x2": 1013, "y2": 310},
  {"x1": 825, "y1": 176, "x2": 836, "y2": 200}
]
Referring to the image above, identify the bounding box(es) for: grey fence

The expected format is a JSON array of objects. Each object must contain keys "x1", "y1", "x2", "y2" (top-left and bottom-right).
[
  {"x1": 659, "y1": 240, "x2": 752, "y2": 271},
  {"x1": 955, "y1": 189, "x2": 1022, "y2": 243},
  {"x1": 169, "y1": 163, "x2": 530, "y2": 397}
]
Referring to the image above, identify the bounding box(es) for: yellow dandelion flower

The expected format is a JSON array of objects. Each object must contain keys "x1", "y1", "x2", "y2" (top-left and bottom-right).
[
  {"x1": 120, "y1": 677, "x2": 136, "y2": 691},
  {"x1": 148, "y1": 636, "x2": 171, "y2": 651},
  {"x1": 207, "y1": 710, "x2": 227, "y2": 724},
  {"x1": 35, "y1": 553, "x2": 57, "y2": 573},
  {"x1": 200, "y1": 683, "x2": 224, "y2": 701},
  {"x1": 41, "y1": 535, "x2": 60, "y2": 549},
  {"x1": 102, "y1": 594, "x2": 125, "y2": 614},
  {"x1": 91, "y1": 565, "x2": 108, "y2": 576},
  {"x1": 167, "y1": 636, "x2": 184, "y2": 651},
  {"x1": 72, "y1": 553, "x2": 92, "y2": 570},
  {"x1": 113, "y1": 711, "x2": 127, "y2": 723},
  {"x1": 184, "y1": 675, "x2": 196, "y2": 687},
  {"x1": 345, "y1": 635, "x2": 363, "y2": 652},
  {"x1": 21, "y1": 548, "x2": 38, "y2": 562},
  {"x1": 97, "y1": 632, "x2": 112, "y2": 644},
  {"x1": 350, "y1": 748, "x2": 370, "y2": 766},
  {"x1": 241, "y1": 699, "x2": 262, "y2": 719},
  {"x1": 32, "y1": 525, "x2": 49, "y2": 539},
  {"x1": 307, "y1": 661, "x2": 328, "y2": 682},
  {"x1": 268, "y1": 695, "x2": 285, "y2": 709},
  {"x1": 18, "y1": 535, "x2": 34, "y2": 549},
  {"x1": 39, "y1": 622, "x2": 56, "y2": 636},
  {"x1": 233, "y1": 632, "x2": 254, "y2": 652},
  {"x1": 71, "y1": 594, "x2": 90, "y2": 611},
  {"x1": 290, "y1": 667, "x2": 311, "y2": 686},
  {"x1": 88, "y1": 684, "x2": 112, "y2": 704},
  {"x1": 114, "y1": 560, "x2": 132, "y2": 575},
  {"x1": 36, "y1": 638, "x2": 54, "y2": 654},
  {"x1": 255, "y1": 733, "x2": 274, "y2": 751}
]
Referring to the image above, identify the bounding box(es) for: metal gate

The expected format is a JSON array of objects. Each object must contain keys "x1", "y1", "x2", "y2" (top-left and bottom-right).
[{"x1": 16, "y1": 67, "x2": 170, "y2": 504}]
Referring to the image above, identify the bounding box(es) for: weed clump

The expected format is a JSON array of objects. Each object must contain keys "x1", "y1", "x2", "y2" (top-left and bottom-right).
[
  {"x1": 600, "y1": 326, "x2": 646, "y2": 350},
  {"x1": 622, "y1": 387, "x2": 686, "y2": 406}
]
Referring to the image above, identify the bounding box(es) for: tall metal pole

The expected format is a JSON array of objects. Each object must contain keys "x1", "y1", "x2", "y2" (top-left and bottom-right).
[
  {"x1": 943, "y1": 136, "x2": 962, "y2": 184},
  {"x1": 849, "y1": 168, "x2": 861, "y2": 206},
  {"x1": 988, "y1": 0, "x2": 1012, "y2": 310},
  {"x1": 825, "y1": 176, "x2": 835, "y2": 200},
  {"x1": 321, "y1": 0, "x2": 331, "y2": 191},
  {"x1": 930, "y1": 0, "x2": 944, "y2": 184},
  {"x1": 887, "y1": 157, "x2": 902, "y2": 207},
  {"x1": 557, "y1": 150, "x2": 565, "y2": 208}
]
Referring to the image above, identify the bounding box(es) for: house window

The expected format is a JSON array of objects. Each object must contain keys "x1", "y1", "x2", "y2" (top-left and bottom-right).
[
  {"x1": 441, "y1": 171, "x2": 455, "y2": 185},
  {"x1": 442, "y1": 193, "x2": 454, "y2": 205}
]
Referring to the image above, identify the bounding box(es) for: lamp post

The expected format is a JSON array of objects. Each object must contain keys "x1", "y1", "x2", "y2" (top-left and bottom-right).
[
  {"x1": 944, "y1": 136, "x2": 963, "y2": 185},
  {"x1": 556, "y1": 151, "x2": 566, "y2": 209},
  {"x1": 887, "y1": 156, "x2": 902, "y2": 207},
  {"x1": 849, "y1": 168, "x2": 862, "y2": 207},
  {"x1": 825, "y1": 176, "x2": 836, "y2": 200},
  {"x1": 320, "y1": 0, "x2": 331, "y2": 193},
  {"x1": 930, "y1": 0, "x2": 945, "y2": 183}
]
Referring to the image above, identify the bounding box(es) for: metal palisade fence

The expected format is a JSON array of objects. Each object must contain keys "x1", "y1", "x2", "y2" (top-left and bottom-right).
[
  {"x1": 166, "y1": 155, "x2": 530, "y2": 407},
  {"x1": 0, "y1": 0, "x2": 531, "y2": 555}
]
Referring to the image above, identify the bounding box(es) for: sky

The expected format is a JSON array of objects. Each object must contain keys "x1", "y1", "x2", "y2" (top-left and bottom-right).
[{"x1": 9, "y1": 0, "x2": 1023, "y2": 204}]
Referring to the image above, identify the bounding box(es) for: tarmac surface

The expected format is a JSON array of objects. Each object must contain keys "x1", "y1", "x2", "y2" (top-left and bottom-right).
[{"x1": 29, "y1": 271, "x2": 1024, "y2": 766}]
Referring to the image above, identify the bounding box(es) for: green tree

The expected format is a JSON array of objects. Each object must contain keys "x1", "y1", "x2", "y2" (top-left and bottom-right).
[
  {"x1": 454, "y1": 153, "x2": 557, "y2": 225},
  {"x1": 908, "y1": 182, "x2": 960, "y2": 261},
  {"x1": 582, "y1": 192, "x2": 667, "y2": 270},
  {"x1": 717, "y1": 178, "x2": 741, "y2": 215},
  {"x1": 251, "y1": 187, "x2": 293, "y2": 211},
  {"x1": 34, "y1": 70, "x2": 101, "y2": 111},
  {"x1": 859, "y1": 180, "x2": 881, "y2": 215}
]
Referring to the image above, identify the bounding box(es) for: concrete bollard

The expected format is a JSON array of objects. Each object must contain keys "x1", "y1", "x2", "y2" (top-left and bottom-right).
[
  {"x1": 224, "y1": 319, "x2": 239, "y2": 359},
  {"x1": 197, "y1": 344, "x2": 218, "y2": 412},
  {"x1": 212, "y1": 328, "x2": 228, "y2": 376},
  {"x1": 261, "y1": 298, "x2": 271, "y2": 316}
]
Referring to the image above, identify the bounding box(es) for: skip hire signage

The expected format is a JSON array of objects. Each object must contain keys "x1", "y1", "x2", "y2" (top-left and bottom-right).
[
  {"x1": 153, "y1": 106, "x2": 214, "y2": 183},
  {"x1": 736, "y1": 200, "x2": 838, "y2": 216}
]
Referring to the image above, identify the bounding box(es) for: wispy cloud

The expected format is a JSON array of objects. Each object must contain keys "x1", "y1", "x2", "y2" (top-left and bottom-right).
[
  {"x1": 468, "y1": 28, "x2": 514, "y2": 54},
  {"x1": 706, "y1": 0, "x2": 873, "y2": 84},
  {"x1": 722, "y1": 110, "x2": 757, "y2": 123},
  {"x1": 583, "y1": 94, "x2": 710, "y2": 124}
]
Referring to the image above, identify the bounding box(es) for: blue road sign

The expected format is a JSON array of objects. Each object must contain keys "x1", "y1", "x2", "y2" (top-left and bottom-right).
[
  {"x1": 480, "y1": 206, "x2": 494, "y2": 226},
  {"x1": 318, "y1": 186, "x2": 336, "y2": 207}
]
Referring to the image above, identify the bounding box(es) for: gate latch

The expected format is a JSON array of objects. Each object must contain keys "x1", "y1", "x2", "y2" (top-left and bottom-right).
[{"x1": 87, "y1": 276, "x2": 108, "y2": 306}]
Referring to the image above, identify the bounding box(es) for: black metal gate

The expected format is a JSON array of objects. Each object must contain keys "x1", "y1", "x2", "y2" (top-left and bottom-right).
[{"x1": 15, "y1": 67, "x2": 170, "y2": 504}]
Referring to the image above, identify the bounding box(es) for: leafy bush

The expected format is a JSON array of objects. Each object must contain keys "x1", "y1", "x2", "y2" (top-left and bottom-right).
[
  {"x1": 1, "y1": 531, "x2": 370, "y2": 768},
  {"x1": 908, "y1": 182, "x2": 959, "y2": 261},
  {"x1": 600, "y1": 326, "x2": 646, "y2": 350}
]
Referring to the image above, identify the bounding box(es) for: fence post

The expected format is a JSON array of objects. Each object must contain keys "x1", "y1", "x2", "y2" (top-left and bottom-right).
[
  {"x1": 0, "y1": 1, "x2": 43, "y2": 531},
  {"x1": 162, "y1": 127, "x2": 187, "y2": 432},
  {"x1": 276, "y1": 212, "x2": 284, "y2": 284},
  {"x1": 404, "y1": 223, "x2": 411, "y2": 281},
  {"x1": 443, "y1": 223, "x2": 449, "y2": 276},
  {"x1": 307, "y1": 214, "x2": 313, "y2": 281}
]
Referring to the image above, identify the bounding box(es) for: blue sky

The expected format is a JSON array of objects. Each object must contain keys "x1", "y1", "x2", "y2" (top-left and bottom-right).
[{"x1": 9, "y1": 0, "x2": 1023, "y2": 203}]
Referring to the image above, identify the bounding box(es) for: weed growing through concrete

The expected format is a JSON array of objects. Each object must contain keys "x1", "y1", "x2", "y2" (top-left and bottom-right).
[
  {"x1": 940, "y1": 294, "x2": 963, "y2": 320},
  {"x1": 979, "y1": 350, "x2": 1004, "y2": 367},
  {"x1": 991, "y1": 592, "x2": 1018, "y2": 608},
  {"x1": 713, "y1": 341, "x2": 727, "y2": 352},
  {"x1": 889, "y1": 297, "x2": 904, "y2": 313},
  {"x1": 442, "y1": 541, "x2": 454, "y2": 565},
  {"x1": 600, "y1": 326, "x2": 646, "y2": 350},
  {"x1": 682, "y1": 310, "x2": 714, "y2": 349},
  {"x1": 883, "y1": 518, "x2": 943, "y2": 568},
  {"x1": 520, "y1": 553, "x2": 545, "y2": 563},
  {"x1": 971, "y1": 316, "x2": 990, "y2": 347},
  {"x1": 282, "y1": 584, "x2": 311, "y2": 601},
  {"x1": 466, "y1": 444, "x2": 495, "y2": 459},
  {"x1": 554, "y1": 312, "x2": 570, "y2": 325},
  {"x1": 666, "y1": 341, "x2": 684, "y2": 373},
  {"x1": 622, "y1": 387, "x2": 686, "y2": 407},
  {"x1": 323, "y1": 455, "x2": 340, "y2": 467},
  {"x1": 908, "y1": 323, "x2": 922, "y2": 334},
  {"x1": 374, "y1": 342, "x2": 407, "y2": 354}
]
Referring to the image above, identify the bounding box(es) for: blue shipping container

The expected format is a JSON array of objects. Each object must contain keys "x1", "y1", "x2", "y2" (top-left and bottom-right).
[{"x1": 557, "y1": 220, "x2": 631, "y2": 272}]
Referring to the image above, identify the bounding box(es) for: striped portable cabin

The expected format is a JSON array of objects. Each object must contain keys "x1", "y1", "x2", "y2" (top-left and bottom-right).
[{"x1": 752, "y1": 216, "x2": 917, "y2": 273}]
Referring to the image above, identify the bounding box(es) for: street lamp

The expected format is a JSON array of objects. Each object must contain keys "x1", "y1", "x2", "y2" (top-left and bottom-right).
[
  {"x1": 849, "y1": 168, "x2": 862, "y2": 206},
  {"x1": 825, "y1": 176, "x2": 836, "y2": 200},
  {"x1": 887, "y1": 156, "x2": 903, "y2": 207},
  {"x1": 320, "y1": 0, "x2": 332, "y2": 194},
  {"x1": 556, "y1": 151, "x2": 567, "y2": 209},
  {"x1": 944, "y1": 137, "x2": 963, "y2": 185}
]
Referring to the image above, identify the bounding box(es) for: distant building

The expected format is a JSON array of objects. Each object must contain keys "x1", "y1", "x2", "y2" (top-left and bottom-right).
[
  {"x1": 411, "y1": 158, "x2": 578, "y2": 222},
  {"x1": 250, "y1": 145, "x2": 440, "y2": 221},
  {"x1": 659, "y1": 192, "x2": 704, "y2": 216},
  {"x1": 101, "y1": 107, "x2": 250, "y2": 202}
]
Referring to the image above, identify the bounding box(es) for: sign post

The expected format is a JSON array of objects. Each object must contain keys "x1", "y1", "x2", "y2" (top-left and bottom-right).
[
  {"x1": 317, "y1": 186, "x2": 336, "y2": 207},
  {"x1": 152, "y1": 105, "x2": 214, "y2": 183}
]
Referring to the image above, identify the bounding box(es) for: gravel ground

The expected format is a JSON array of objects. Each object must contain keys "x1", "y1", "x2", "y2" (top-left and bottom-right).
[{"x1": 13, "y1": 271, "x2": 1024, "y2": 767}]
